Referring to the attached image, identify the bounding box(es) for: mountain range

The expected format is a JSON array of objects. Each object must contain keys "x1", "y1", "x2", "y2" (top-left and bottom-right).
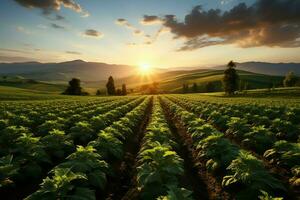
[{"x1": 0, "y1": 60, "x2": 299, "y2": 83}]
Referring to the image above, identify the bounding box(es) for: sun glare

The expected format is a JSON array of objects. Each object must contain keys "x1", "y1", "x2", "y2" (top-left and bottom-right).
[{"x1": 139, "y1": 63, "x2": 151, "y2": 74}]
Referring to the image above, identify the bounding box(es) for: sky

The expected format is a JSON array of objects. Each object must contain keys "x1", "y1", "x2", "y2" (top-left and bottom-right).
[{"x1": 0, "y1": 0, "x2": 300, "y2": 68}]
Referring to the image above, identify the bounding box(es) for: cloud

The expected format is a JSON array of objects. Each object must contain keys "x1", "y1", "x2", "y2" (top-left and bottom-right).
[
  {"x1": 83, "y1": 29, "x2": 103, "y2": 38},
  {"x1": 55, "y1": 14, "x2": 65, "y2": 20},
  {"x1": 65, "y1": 51, "x2": 81, "y2": 55},
  {"x1": 0, "y1": 48, "x2": 29, "y2": 54},
  {"x1": 16, "y1": 26, "x2": 32, "y2": 34},
  {"x1": 14, "y1": 0, "x2": 89, "y2": 16},
  {"x1": 141, "y1": 15, "x2": 163, "y2": 25},
  {"x1": 156, "y1": 0, "x2": 300, "y2": 50},
  {"x1": 51, "y1": 23, "x2": 65, "y2": 29},
  {"x1": 115, "y1": 18, "x2": 135, "y2": 29},
  {"x1": 115, "y1": 18, "x2": 146, "y2": 38}
]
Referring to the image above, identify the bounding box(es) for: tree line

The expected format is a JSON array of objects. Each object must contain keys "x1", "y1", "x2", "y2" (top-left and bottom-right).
[{"x1": 63, "y1": 76, "x2": 127, "y2": 96}]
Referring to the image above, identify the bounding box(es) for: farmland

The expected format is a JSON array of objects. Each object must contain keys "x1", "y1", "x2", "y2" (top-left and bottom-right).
[{"x1": 0, "y1": 92, "x2": 299, "y2": 200}]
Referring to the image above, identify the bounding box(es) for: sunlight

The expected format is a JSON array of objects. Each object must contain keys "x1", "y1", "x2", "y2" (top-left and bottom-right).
[{"x1": 139, "y1": 63, "x2": 152, "y2": 74}]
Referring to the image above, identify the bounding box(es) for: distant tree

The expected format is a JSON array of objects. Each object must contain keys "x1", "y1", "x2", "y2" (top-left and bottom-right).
[
  {"x1": 283, "y1": 71, "x2": 298, "y2": 87},
  {"x1": 192, "y1": 83, "x2": 198, "y2": 93},
  {"x1": 121, "y1": 84, "x2": 127, "y2": 95},
  {"x1": 116, "y1": 88, "x2": 122, "y2": 95},
  {"x1": 205, "y1": 82, "x2": 215, "y2": 92},
  {"x1": 63, "y1": 78, "x2": 83, "y2": 95},
  {"x1": 106, "y1": 76, "x2": 116, "y2": 95},
  {"x1": 96, "y1": 89, "x2": 101, "y2": 96},
  {"x1": 182, "y1": 83, "x2": 189, "y2": 93},
  {"x1": 222, "y1": 61, "x2": 239, "y2": 95}
]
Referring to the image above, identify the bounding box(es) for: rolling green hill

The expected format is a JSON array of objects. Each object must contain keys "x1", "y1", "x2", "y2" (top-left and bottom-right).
[
  {"x1": 95, "y1": 69, "x2": 284, "y2": 93},
  {"x1": 0, "y1": 76, "x2": 66, "y2": 93}
]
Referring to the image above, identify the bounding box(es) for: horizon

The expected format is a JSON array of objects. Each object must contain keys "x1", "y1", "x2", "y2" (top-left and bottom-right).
[{"x1": 0, "y1": 0, "x2": 300, "y2": 68}]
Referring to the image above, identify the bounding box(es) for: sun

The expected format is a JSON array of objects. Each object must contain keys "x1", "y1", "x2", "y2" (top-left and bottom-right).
[{"x1": 139, "y1": 63, "x2": 151, "y2": 74}]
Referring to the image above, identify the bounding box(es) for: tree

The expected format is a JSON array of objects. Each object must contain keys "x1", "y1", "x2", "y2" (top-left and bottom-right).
[
  {"x1": 192, "y1": 83, "x2": 197, "y2": 93},
  {"x1": 116, "y1": 89, "x2": 122, "y2": 95},
  {"x1": 182, "y1": 84, "x2": 189, "y2": 93},
  {"x1": 63, "y1": 78, "x2": 83, "y2": 95},
  {"x1": 121, "y1": 84, "x2": 127, "y2": 95},
  {"x1": 222, "y1": 61, "x2": 239, "y2": 95},
  {"x1": 106, "y1": 76, "x2": 116, "y2": 95},
  {"x1": 96, "y1": 90, "x2": 101, "y2": 96},
  {"x1": 283, "y1": 71, "x2": 298, "y2": 87},
  {"x1": 205, "y1": 82, "x2": 215, "y2": 92}
]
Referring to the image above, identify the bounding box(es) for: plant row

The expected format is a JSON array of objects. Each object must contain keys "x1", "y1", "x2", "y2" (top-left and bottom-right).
[
  {"x1": 160, "y1": 96, "x2": 287, "y2": 200},
  {"x1": 24, "y1": 97, "x2": 152, "y2": 200},
  {"x1": 167, "y1": 96, "x2": 300, "y2": 190},
  {"x1": 136, "y1": 97, "x2": 194, "y2": 200}
]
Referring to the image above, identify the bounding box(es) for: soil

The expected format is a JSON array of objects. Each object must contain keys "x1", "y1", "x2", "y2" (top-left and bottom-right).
[{"x1": 160, "y1": 98, "x2": 231, "y2": 200}]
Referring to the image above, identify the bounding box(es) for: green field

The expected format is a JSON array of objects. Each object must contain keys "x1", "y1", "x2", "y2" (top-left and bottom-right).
[{"x1": 0, "y1": 87, "x2": 299, "y2": 200}]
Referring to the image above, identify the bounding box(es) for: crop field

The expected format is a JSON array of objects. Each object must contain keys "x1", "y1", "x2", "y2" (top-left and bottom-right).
[{"x1": 0, "y1": 94, "x2": 299, "y2": 200}]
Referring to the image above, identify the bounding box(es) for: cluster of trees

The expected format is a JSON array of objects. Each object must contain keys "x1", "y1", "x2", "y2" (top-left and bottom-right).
[
  {"x1": 63, "y1": 76, "x2": 127, "y2": 96},
  {"x1": 63, "y1": 61, "x2": 299, "y2": 96},
  {"x1": 105, "y1": 76, "x2": 127, "y2": 96},
  {"x1": 63, "y1": 78, "x2": 88, "y2": 96},
  {"x1": 283, "y1": 71, "x2": 298, "y2": 87}
]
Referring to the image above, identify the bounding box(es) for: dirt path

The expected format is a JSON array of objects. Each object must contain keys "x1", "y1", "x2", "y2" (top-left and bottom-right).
[
  {"x1": 104, "y1": 97, "x2": 153, "y2": 200},
  {"x1": 160, "y1": 98, "x2": 231, "y2": 200}
]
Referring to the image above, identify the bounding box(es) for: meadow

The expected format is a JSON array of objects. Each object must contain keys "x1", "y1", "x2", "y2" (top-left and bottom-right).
[{"x1": 0, "y1": 89, "x2": 299, "y2": 200}]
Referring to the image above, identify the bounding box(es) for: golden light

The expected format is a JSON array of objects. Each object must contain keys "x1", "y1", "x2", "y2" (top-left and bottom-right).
[{"x1": 139, "y1": 63, "x2": 151, "y2": 74}]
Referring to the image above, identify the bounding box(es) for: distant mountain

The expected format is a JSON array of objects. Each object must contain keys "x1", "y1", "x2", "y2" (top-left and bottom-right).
[
  {"x1": 0, "y1": 60, "x2": 299, "y2": 83},
  {"x1": 215, "y1": 62, "x2": 300, "y2": 76},
  {"x1": 0, "y1": 60, "x2": 139, "y2": 82}
]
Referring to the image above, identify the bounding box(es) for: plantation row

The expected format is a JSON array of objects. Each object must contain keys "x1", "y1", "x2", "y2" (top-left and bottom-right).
[
  {"x1": 0, "y1": 96, "x2": 149, "y2": 199},
  {"x1": 160, "y1": 95, "x2": 299, "y2": 199},
  {"x1": 0, "y1": 95, "x2": 299, "y2": 199}
]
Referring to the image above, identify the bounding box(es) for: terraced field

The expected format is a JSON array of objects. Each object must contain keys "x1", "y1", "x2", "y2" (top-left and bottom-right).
[{"x1": 0, "y1": 94, "x2": 299, "y2": 200}]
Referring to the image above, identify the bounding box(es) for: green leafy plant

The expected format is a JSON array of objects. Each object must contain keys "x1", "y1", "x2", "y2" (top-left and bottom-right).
[
  {"x1": 222, "y1": 151, "x2": 285, "y2": 200},
  {"x1": 197, "y1": 134, "x2": 239, "y2": 172},
  {"x1": 55, "y1": 145, "x2": 109, "y2": 189},
  {"x1": 0, "y1": 155, "x2": 19, "y2": 188},
  {"x1": 25, "y1": 168, "x2": 94, "y2": 200},
  {"x1": 157, "y1": 185, "x2": 194, "y2": 200},
  {"x1": 69, "y1": 121, "x2": 95, "y2": 144},
  {"x1": 88, "y1": 131, "x2": 123, "y2": 160}
]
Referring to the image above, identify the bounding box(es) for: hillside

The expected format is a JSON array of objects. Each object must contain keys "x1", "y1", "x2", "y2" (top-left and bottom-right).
[
  {"x1": 215, "y1": 62, "x2": 300, "y2": 76},
  {"x1": 0, "y1": 76, "x2": 66, "y2": 93},
  {"x1": 0, "y1": 60, "x2": 299, "y2": 83},
  {"x1": 0, "y1": 60, "x2": 139, "y2": 82},
  {"x1": 84, "y1": 69, "x2": 284, "y2": 94}
]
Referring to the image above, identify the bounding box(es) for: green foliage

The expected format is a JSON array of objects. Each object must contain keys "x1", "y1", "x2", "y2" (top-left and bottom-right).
[
  {"x1": 197, "y1": 134, "x2": 239, "y2": 172},
  {"x1": 289, "y1": 166, "x2": 300, "y2": 187},
  {"x1": 270, "y1": 118, "x2": 299, "y2": 140},
  {"x1": 69, "y1": 121, "x2": 95, "y2": 144},
  {"x1": 242, "y1": 126, "x2": 275, "y2": 154},
  {"x1": 63, "y1": 78, "x2": 84, "y2": 95},
  {"x1": 41, "y1": 129, "x2": 74, "y2": 159},
  {"x1": 223, "y1": 61, "x2": 239, "y2": 95},
  {"x1": 88, "y1": 131, "x2": 123, "y2": 160},
  {"x1": 137, "y1": 143, "x2": 184, "y2": 199},
  {"x1": 25, "y1": 168, "x2": 93, "y2": 200},
  {"x1": 55, "y1": 145, "x2": 109, "y2": 189},
  {"x1": 283, "y1": 71, "x2": 298, "y2": 87},
  {"x1": 106, "y1": 76, "x2": 116, "y2": 95},
  {"x1": 37, "y1": 120, "x2": 64, "y2": 136},
  {"x1": 223, "y1": 151, "x2": 285, "y2": 199},
  {"x1": 0, "y1": 155, "x2": 19, "y2": 187},
  {"x1": 157, "y1": 185, "x2": 194, "y2": 200},
  {"x1": 264, "y1": 140, "x2": 300, "y2": 168},
  {"x1": 258, "y1": 190, "x2": 283, "y2": 200}
]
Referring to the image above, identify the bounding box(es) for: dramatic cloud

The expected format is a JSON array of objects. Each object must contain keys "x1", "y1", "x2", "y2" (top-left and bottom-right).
[
  {"x1": 51, "y1": 23, "x2": 65, "y2": 29},
  {"x1": 141, "y1": 15, "x2": 162, "y2": 25},
  {"x1": 83, "y1": 29, "x2": 103, "y2": 38},
  {"x1": 155, "y1": 0, "x2": 300, "y2": 50},
  {"x1": 65, "y1": 51, "x2": 81, "y2": 55},
  {"x1": 14, "y1": 0, "x2": 89, "y2": 16}
]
